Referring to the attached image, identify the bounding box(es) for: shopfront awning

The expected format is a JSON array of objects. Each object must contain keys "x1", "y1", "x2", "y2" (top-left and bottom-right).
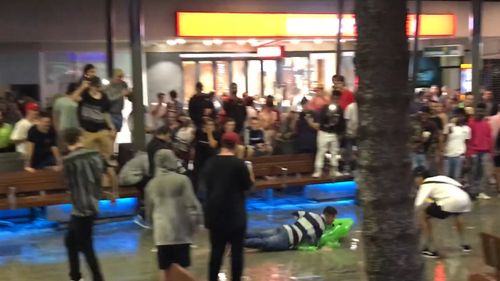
[{"x1": 176, "y1": 12, "x2": 456, "y2": 38}]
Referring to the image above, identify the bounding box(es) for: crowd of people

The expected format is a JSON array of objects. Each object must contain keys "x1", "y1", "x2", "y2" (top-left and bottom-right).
[
  {"x1": 410, "y1": 85, "x2": 500, "y2": 200},
  {"x1": 0, "y1": 63, "x2": 499, "y2": 280}
]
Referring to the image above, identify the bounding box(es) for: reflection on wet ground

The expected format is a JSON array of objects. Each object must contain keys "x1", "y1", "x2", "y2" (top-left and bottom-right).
[{"x1": 0, "y1": 198, "x2": 499, "y2": 281}]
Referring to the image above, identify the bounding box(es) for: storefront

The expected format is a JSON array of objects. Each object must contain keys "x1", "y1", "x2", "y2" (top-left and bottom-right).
[{"x1": 147, "y1": 12, "x2": 457, "y2": 104}]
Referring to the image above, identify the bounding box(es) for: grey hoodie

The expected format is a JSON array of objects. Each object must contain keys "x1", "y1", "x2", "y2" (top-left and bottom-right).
[
  {"x1": 145, "y1": 149, "x2": 203, "y2": 246},
  {"x1": 63, "y1": 148, "x2": 105, "y2": 217}
]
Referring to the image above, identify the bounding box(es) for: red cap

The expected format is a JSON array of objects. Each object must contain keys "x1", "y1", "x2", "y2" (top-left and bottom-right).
[
  {"x1": 25, "y1": 102, "x2": 39, "y2": 112},
  {"x1": 222, "y1": 132, "x2": 240, "y2": 144}
]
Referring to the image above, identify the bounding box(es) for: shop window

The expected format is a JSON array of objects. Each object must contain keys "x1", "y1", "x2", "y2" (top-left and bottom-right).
[
  {"x1": 310, "y1": 53, "x2": 336, "y2": 91},
  {"x1": 215, "y1": 61, "x2": 230, "y2": 95},
  {"x1": 283, "y1": 57, "x2": 309, "y2": 104},
  {"x1": 263, "y1": 60, "x2": 277, "y2": 97},
  {"x1": 340, "y1": 52, "x2": 356, "y2": 91},
  {"x1": 247, "y1": 60, "x2": 262, "y2": 97},
  {"x1": 182, "y1": 61, "x2": 196, "y2": 102},
  {"x1": 199, "y1": 61, "x2": 214, "y2": 92},
  {"x1": 232, "y1": 61, "x2": 247, "y2": 96}
]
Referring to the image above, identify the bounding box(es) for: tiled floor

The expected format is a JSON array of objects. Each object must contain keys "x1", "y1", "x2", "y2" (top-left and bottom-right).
[{"x1": 0, "y1": 198, "x2": 498, "y2": 281}]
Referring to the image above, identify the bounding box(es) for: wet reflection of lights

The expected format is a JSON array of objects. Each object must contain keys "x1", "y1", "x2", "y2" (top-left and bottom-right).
[{"x1": 218, "y1": 272, "x2": 228, "y2": 281}]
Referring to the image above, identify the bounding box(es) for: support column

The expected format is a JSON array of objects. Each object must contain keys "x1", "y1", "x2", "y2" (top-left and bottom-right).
[
  {"x1": 129, "y1": 0, "x2": 146, "y2": 149},
  {"x1": 105, "y1": 0, "x2": 115, "y2": 78},
  {"x1": 411, "y1": 0, "x2": 422, "y2": 87},
  {"x1": 335, "y1": 0, "x2": 344, "y2": 76},
  {"x1": 471, "y1": 0, "x2": 483, "y2": 104}
]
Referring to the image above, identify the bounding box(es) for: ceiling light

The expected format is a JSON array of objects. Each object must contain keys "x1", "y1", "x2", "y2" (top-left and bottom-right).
[
  {"x1": 176, "y1": 38, "x2": 186, "y2": 45},
  {"x1": 236, "y1": 40, "x2": 246, "y2": 45},
  {"x1": 202, "y1": 40, "x2": 213, "y2": 46},
  {"x1": 166, "y1": 39, "x2": 177, "y2": 46},
  {"x1": 248, "y1": 39, "x2": 259, "y2": 46},
  {"x1": 290, "y1": 39, "x2": 300, "y2": 45},
  {"x1": 313, "y1": 39, "x2": 323, "y2": 44},
  {"x1": 213, "y1": 39, "x2": 223, "y2": 45}
]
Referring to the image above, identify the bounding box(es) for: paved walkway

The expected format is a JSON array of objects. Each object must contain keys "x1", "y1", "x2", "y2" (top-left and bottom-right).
[{"x1": 0, "y1": 198, "x2": 498, "y2": 281}]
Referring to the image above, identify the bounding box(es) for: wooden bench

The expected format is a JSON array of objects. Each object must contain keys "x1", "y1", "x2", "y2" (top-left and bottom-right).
[
  {"x1": 0, "y1": 154, "x2": 354, "y2": 211},
  {"x1": 247, "y1": 154, "x2": 353, "y2": 189},
  {"x1": 469, "y1": 233, "x2": 500, "y2": 281},
  {"x1": 0, "y1": 169, "x2": 138, "y2": 211}
]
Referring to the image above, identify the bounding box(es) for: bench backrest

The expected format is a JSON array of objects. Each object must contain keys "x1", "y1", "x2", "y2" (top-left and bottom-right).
[
  {"x1": 246, "y1": 154, "x2": 315, "y2": 178},
  {"x1": 0, "y1": 152, "x2": 25, "y2": 173},
  {"x1": 481, "y1": 233, "x2": 500, "y2": 274},
  {"x1": 0, "y1": 170, "x2": 65, "y2": 195}
]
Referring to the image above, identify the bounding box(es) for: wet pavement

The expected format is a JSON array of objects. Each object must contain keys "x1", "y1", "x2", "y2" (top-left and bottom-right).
[{"x1": 0, "y1": 197, "x2": 498, "y2": 281}]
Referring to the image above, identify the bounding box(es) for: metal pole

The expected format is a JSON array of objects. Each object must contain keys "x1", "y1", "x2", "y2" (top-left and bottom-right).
[
  {"x1": 411, "y1": 0, "x2": 422, "y2": 87},
  {"x1": 129, "y1": 0, "x2": 146, "y2": 149},
  {"x1": 335, "y1": 0, "x2": 344, "y2": 76},
  {"x1": 105, "y1": 0, "x2": 115, "y2": 78},
  {"x1": 471, "y1": 0, "x2": 483, "y2": 104}
]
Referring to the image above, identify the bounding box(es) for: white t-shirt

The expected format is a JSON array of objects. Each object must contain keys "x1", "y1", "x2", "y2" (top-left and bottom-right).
[
  {"x1": 344, "y1": 102, "x2": 358, "y2": 137},
  {"x1": 444, "y1": 124, "x2": 471, "y2": 157},
  {"x1": 415, "y1": 176, "x2": 472, "y2": 213},
  {"x1": 10, "y1": 118, "x2": 34, "y2": 155}
]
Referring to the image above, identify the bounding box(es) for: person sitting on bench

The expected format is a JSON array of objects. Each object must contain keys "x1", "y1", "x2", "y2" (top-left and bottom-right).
[{"x1": 245, "y1": 207, "x2": 337, "y2": 251}]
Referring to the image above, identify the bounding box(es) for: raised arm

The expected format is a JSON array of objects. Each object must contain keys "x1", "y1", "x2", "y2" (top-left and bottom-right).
[{"x1": 69, "y1": 81, "x2": 90, "y2": 101}]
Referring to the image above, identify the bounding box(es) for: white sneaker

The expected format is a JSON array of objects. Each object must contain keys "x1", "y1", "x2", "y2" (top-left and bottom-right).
[
  {"x1": 477, "y1": 193, "x2": 492, "y2": 200},
  {"x1": 133, "y1": 215, "x2": 151, "y2": 229},
  {"x1": 312, "y1": 172, "x2": 322, "y2": 178},
  {"x1": 330, "y1": 171, "x2": 343, "y2": 177}
]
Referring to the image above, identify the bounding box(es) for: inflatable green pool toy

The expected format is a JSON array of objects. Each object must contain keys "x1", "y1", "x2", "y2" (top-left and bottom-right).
[{"x1": 298, "y1": 218, "x2": 354, "y2": 251}]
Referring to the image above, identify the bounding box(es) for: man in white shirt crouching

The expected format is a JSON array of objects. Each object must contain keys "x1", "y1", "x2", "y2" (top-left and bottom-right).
[{"x1": 414, "y1": 167, "x2": 472, "y2": 259}]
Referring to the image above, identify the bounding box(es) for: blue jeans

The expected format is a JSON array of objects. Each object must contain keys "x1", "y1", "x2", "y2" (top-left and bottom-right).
[
  {"x1": 245, "y1": 227, "x2": 290, "y2": 251},
  {"x1": 444, "y1": 156, "x2": 464, "y2": 180},
  {"x1": 111, "y1": 113, "x2": 123, "y2": 132},
  {"x1": 412, "y1": 153, "x2": 428, "y2": 169},
  {"x1": 344, "y1": 137, "x2": 357, "y2": 172},
  {"x1": 469, "y1": 152, "x2": 489, "y2": 195}
]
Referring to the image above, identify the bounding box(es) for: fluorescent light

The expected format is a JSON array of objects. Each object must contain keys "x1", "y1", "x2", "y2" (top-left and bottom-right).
[
  {"x1": 236, "y1": 40, "x2": 246, "y2": 45},
  {"x1": 313, "y1": 39, "x2": 323, "y2": 44},
  {"x1": 202, "y1": 40, "x2": 213, "y2": 46},
  {"x1": 176, "y1": 38, "x2": 186, "y2": 45},
  {"x1": 290, "y1": 39, "x2": 300, "y2": 45},
  {"x1": 340, "y1": 39, "x2": 347, "y2": 43},
  {"x1": 166, "y1": 39, "x2": 177, "y2": 46},
  {"x1": 248, "y1": 39, "x2": 259, "y2": 46},
  {"x1": 213, "y1": 39, "x2": 223, "y2": 45}
]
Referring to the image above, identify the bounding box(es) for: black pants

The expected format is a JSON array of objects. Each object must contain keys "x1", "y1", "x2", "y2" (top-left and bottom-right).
[
  {"x1": 65, "y1": 215, "x2": 104, "y2": 281},
  {"x1": 134, "y1": 176, "x2": 151, "y2": 218},
  {"x1": 209, "y1": 227, "x2": 245, "y2": 281}
]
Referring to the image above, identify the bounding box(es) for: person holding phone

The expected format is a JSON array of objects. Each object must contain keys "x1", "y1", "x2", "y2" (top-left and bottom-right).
[{"x1": 75, "y1": 75, "x2": 116, "y2": 165}]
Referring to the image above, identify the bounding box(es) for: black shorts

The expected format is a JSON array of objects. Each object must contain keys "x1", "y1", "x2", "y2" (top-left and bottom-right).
[
  {"x1": 426, "y1": 203, "x2": 461, "y2": 220},
  {"x1": 157, "y1": 244, "x2": 191, "y2": 270}
]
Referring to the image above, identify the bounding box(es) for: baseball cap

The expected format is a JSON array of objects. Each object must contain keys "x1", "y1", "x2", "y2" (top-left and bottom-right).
[
  {"x1": 221, "y1": 132, "x2": 240, "y2": 145},
  {"x1": 25, "y1": 102, "x2": 39, "y2": 112}
]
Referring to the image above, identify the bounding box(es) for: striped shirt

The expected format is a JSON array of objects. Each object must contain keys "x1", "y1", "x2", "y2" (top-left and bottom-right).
[{"x1": 283, "y1": 211, "x2": 326, "y2": 248}]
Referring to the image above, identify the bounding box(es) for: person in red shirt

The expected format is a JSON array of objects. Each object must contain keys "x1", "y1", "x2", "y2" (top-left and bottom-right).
[
  {"x1": 333, "y1": 75, "x2": 354, "y2": 111},
  {"x1": 467, "y1": 103, "x2": 493, "y2": 200}
]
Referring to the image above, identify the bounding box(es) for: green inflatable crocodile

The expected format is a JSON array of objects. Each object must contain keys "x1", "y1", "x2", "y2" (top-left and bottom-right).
[{"x1": 298, "y1": 218, "x2": 354, "y2": 251}]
